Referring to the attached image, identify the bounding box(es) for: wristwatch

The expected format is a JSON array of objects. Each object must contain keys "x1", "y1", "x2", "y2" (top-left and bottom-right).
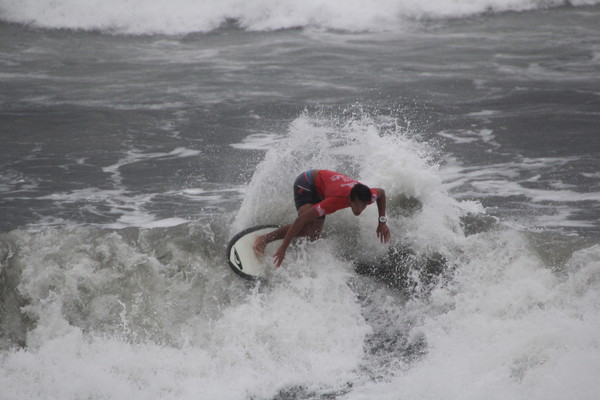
[{"x1": 378, "y1": 216, "x2": 387, "y2": 223}]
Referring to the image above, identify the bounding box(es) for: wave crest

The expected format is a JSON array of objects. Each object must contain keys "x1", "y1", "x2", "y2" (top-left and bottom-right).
[{"x1": 1, "y1": 0, "x2": 597, "y2": 35}]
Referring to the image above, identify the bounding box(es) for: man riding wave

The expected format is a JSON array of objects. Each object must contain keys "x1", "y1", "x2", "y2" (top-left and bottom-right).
[{"x1": 253, "y1": 169, "x2": 390, "y2": 267}]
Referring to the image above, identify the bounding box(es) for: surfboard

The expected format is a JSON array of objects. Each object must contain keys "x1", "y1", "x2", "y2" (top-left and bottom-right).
[{"x1": 226, "y1": 225, "x2": 281, "y2": 280}]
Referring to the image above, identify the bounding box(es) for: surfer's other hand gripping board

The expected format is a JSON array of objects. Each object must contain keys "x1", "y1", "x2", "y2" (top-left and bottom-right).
[{"x1": 226, "y1": 225, "x2": 282, "y2": 280}]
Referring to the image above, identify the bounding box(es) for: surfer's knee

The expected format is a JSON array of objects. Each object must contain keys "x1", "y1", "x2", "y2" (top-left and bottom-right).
[{"x1": 301, "y1": 218, "x2": 323, "y2": 241}]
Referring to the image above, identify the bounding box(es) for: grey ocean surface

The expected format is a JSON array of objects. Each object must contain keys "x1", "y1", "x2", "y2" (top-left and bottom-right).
[
  {"x1": 1, "y1": 4, "x2": 600, "y2": 400},
  {"x1": 2, "y1": 7, "x2": 599, "y2": 234}
]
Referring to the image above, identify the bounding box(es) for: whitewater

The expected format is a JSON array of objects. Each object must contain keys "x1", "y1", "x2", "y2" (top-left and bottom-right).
[
  {"x1": 1, "y1": 1, "x2": 600, "y2": 399},
  {"x1": 2, "y1": 0, "x2": 600, "y2": 34}
]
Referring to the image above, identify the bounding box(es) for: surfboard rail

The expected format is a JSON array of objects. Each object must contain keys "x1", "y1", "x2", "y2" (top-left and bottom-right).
[{"x1": 226, "y1": 225, "x2": 280, "y2": 280}]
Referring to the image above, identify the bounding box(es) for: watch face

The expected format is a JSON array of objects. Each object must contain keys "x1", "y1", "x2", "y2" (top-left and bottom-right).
[{"x1": 379, "y1": 216, "x2": 387, "y2": 223}]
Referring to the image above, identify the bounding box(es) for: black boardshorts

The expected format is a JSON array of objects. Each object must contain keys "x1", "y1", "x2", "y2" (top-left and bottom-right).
[{"x1": 293, "y1": 170, "x2": 324, "y2": 218}]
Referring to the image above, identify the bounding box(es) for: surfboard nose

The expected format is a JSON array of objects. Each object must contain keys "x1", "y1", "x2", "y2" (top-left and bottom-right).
[{"x1": 226, "y1": 225, "x2": 281, "y2": 280}]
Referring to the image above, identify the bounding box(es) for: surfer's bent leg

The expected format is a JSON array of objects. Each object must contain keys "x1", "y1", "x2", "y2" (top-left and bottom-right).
[
  {"x1": 252, "y1": 204, "x2": 324, "y2": 255},
  {"x1": 295, "y1": 204, "x2": 324, "y2": 240},
  {"x1": 253, "y1": 171, "x2": 324, "y2": 255},
  {"x1": 293, "y1": 171, "x2": 325, "y2": 240}
]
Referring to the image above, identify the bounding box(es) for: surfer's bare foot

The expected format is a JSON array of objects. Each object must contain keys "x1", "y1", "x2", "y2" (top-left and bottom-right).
[{"x1": 253, "y1": 235, "x2": 267, "y2": 256}]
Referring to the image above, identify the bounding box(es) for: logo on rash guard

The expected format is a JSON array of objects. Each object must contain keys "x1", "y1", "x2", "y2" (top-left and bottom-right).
[
  {"x1": 330, "y1": 174, "x2": 356, "y2": 189},
  {"x1": 330, "y1": 174, "x2": 353, "y2": 183},
  {"x1": 315, "y1": 204, "x2": 326, "y2": 216}
]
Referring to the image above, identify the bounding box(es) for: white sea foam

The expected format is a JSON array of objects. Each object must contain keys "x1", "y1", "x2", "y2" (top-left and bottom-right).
[
  {"x1": 0, "y1": 170, "x2": 38, "y2": 194},
  {"x1": 38, "y1": 188, "x2": 187, "y2": 229},
  {"x1": 582, "y1": 172, "x2": 600, "y2": 179},
  {"x1": 0, "y1": 227, "x2": 371, "y2": 399},
  {"x1": 1, "y1": 0, "x2": 599, "y2": 35},
  {"x1": 469, "y1": 180, "x2": 600, "y2": 203},
  {"x1": 35, "y1": 185, "x2": 245, "y2": 229},
  {"x1": 344, "y1": 233, "x2": 600, "y2": 400},
  {"x1": 534, "y1": 208, "x2": 598, "y2": 229},
  {"x1": 2, "y1": 109, "x2": 600, "y2": 400},
  {"x1": 32, "y1": 146, "x2": 234, "y2": 230},
  {"x1": 103, "y1": 147, "x2": 201, "y2": 185},
  {"x1": 230, "y1": 133, "x2": 283, "y2": 150},
  {"x1": 466, "y1": 109, "x2": 500, "y2": 117},
  {"x1": 440, "y1": 154, "x2": 600, "y2": 231},
  {"x1": 436, "y1": 128, "x2": 498, "y2": 146}
]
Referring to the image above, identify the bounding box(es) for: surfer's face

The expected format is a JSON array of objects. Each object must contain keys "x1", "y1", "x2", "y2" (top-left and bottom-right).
[{"x1": 350, "y1": 199, "x2": 368, "y2": 216}]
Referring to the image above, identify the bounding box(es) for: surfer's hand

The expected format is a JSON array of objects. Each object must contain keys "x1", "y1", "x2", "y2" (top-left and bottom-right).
[
  {"x1": 253, "y1": 235, "x2": 267, "y2": 256},
  {"x1": 273, "y1": 246, "x2": 286, "y2": 268},
  {"x1": 377, "y1": 223, "x2": 390, "y2": 244}
]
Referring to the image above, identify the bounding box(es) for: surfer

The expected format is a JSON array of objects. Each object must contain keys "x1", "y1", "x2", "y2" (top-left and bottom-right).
[{"x1": 253, "y1": 169, "x2": 390, "y2": 267}]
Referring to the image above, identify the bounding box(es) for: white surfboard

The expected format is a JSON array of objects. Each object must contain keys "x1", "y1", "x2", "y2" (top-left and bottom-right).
[{"x1": 226, "y1": 225, "x2": 281, "y2": 280}]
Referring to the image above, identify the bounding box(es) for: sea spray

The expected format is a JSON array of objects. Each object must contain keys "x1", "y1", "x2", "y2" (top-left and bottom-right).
[{"x1": 233, "y1": 109, "x2": 482, "y2": 259}]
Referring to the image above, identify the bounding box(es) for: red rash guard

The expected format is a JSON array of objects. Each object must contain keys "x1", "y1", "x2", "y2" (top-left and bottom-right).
[{"x1": 313, "y1": 170, "x2": 378, "y2": 217}]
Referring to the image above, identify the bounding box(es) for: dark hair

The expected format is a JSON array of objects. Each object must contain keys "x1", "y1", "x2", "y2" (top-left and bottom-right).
[{"x1": 350, "y1": 183, "x2": 372, "y2": 203}]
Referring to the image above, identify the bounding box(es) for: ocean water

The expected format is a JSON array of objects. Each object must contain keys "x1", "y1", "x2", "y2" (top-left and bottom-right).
[{"x1": 1, "y1": 1, "x2": 600, "y2": 399}]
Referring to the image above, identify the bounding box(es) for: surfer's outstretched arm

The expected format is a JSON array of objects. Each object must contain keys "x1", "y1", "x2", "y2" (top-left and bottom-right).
[
  {"x1": 374, "y1": 188, "x2": 390, "y2": 243},
  {"x1": 271, "y1": 206, "x2": 320, "y2": 267},
  {"x1": 253, "y1": 205, "x2": 322, "y2": 259}
]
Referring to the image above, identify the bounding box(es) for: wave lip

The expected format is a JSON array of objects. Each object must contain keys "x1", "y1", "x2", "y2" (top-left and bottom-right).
[{"x1": 2, "y1": 0, "x2": 599, "y2": 35}]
